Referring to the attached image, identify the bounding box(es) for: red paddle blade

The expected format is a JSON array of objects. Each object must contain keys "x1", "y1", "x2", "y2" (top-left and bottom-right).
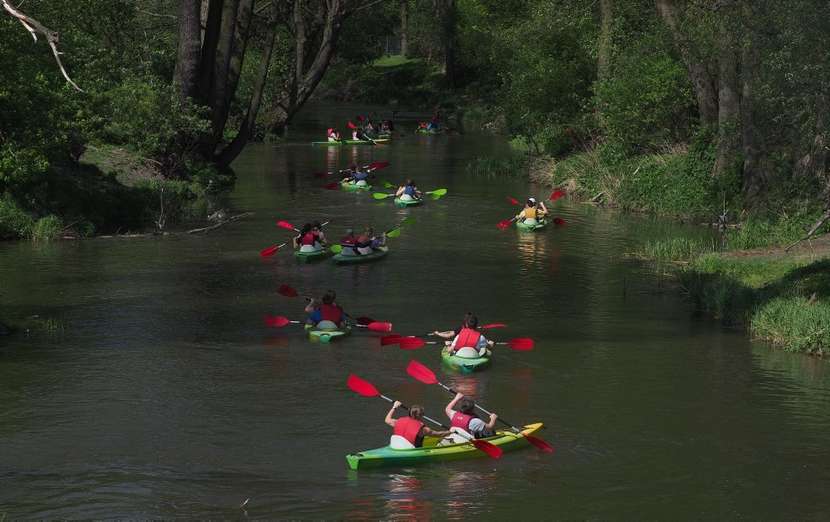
[
  {"x1": 347, "y1": 374, "x2": 380, "y2": 397},
  {"x1": 367, "y1": 321, "x2": 393, "y2": 332},
  {"x1": 369, "y1": 161, "x2": 390, "y2": 170},
  {"x1": 399, "y1": 337, "x2": 426, "y2": 350},
  {"x1": 347, "y1": 121, "x2": 357, "y2": 129},
  {"x1": 323, "y1": 182, "x2": 340, "y2": 190},
  {"x1": 553, "y1": 217, "x2": 566, "y2": 226},
  {"x1": 264, "y1": 315, "x2": 290, "y2": 328},
  {"x1": 381, "y1": 335, "x2": 403, "y2": 346},
  {"x1": 480, "y1": 323, "x2": 507, "y2": 329},
  {"x1": 313, "y1": 172, "x2": 327, "y2": 178},
  {"x1": 507, "y1": 196, "x2": 519, "y2": 206},
  {"x1": 260, "y1": 245, "x2": 280, "y2": 257},
  {"x1": 406, "y1": 360, "x2": 438, "y2": 385},
  {"x1": 525, "y1": 434, "x2": 555, "y2": 453},
  {"x1": 497, "y1": 220, "x2": 512, "y2": 230},
  {"x1": 549, "y1": 189, "x2": 566, "y2": 201},
  {"x1": 277, "y1": 284, "x2": 299, "y2": 298},
  {"x1": 472, "y1": 439, "x2": 503, "y2": 459},
  {"x1": 276, "y1": 220, "x2": 296, "y2": 231},
  {"x1": 508, "y1": 338, "x2": 534, "y2": 350},
  {"x1": 356, "y1": 316, "x2": 375, "y2": 325}
]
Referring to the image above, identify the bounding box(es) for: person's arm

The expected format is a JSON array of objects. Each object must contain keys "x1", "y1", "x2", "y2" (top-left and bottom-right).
[
  {"x1": 485, "y1": 413, "x2": 498, "y2": 430},
  {"x1": 432, "y1": 330, "x2": 456, "y2": 339},
  {"x1": 385, "y1": 401, "x2": 402, "y2": 427},
  {"x1": 445, "y1": 392, "x2": 463, "y2": 419},
  {"x1": 304, "y1": 299, "x2": 317, "y2": 314},
  {"x1": 395, "y1": 186, "x2": 404, "y2": 196},
  {"x1": 424, "y1": 427, "x2": 451, "y2": 437},
  {"x1": 539, "y1": 202, "x2": 549, "y2": 213}
]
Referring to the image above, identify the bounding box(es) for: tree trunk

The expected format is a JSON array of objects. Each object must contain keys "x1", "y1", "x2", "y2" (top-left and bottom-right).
[
  {"x1": 400, "y1": 0, "x2": 408, "y2": 56},
  {"x1": 598, "y1": 0, "x2": 612, "y2": 81},
  {"x1": 197, "y1": 0, "x2": 225, "y2": 102},
  {"x1": 655, "y1": 0, "x2": 718, "y2": 126},
  {"x1": 211, "y1": 0, "x2": 253, "y2": 145},
  {"x1": 217, "y1": 3, "x2": 278, "y2": 167},
  {"x1": 712, "y1": 24, "x2": 741, "y2": 179},
  {"x1": 794, "y1": 92, "x2": 828, "y2": 183},
  {"x1": 173, "y1": 0, "x2": 202, "y2": 100},
  {"x1": 439, "y1": 0, "x2": 457, "y2": 86},
  {"x1": 740, "y1": 41, "x2": 765, "y2": 204}
]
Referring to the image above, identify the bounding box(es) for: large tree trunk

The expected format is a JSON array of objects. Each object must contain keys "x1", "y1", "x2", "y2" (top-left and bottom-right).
[
  {"x1": 439, "y1": 0, "x2": 457, "y2": 86},
  {"x1": 598, "y1": 0, "x2": 612, "y2": 81},
  {"x1": 400, "y1": 0, "x2": 408, "y2": 56},
  {"x1": 173, "y1": 0, "x2": 202, "y2": 100},
  {"x1": 210, "y1": 0, "x2": 253, "y2": 146},
  {"x1": 217, "y1": 4, "x2": 278, "y2": 167},
  {"x1": 197, "y1": 0, "x2": 225, "y2": 102},
  {"x1": 712, "y1": 24, "x2": 741, "y2": 179},
  {"x1": 740, "y1": 41, "x2": 765, "y2": 204},
  {"x1": 655, "y1": 0, "x2": 718, "y2": 126},
  {"x1": 793, "y1": 92, "x2": 828, "y2": 183}
]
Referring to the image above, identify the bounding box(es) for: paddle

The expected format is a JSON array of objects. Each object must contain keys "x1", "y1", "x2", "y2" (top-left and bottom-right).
[
  {"x1": 277, "y1": 219, "x2": 330, "y2": 232},
  {"x1": 323, "y1": 182, "x2": 340, "y2": 190},
  {"x1": 353, "y1": 321, "x2": 394, "y2": 332},
  {"x1": 263, "y1": 315, "x2": 302, "y2": 328},
  {"x1": 426, "y1": 188, "x2": 447, "y2": 199},
  {"x1": 396, "y1": 336, "x2": 534, "y2": 351},
  {"x1": 497, "y1": 217, "x2": 517, "y2": 230},
  {"x1": 277, "y1": 284, "x2": 300, "y2": 298},
  {"x1": 507, "y1": 196, "x2": 520, "y2": 206},
  {"x1": 549, "y1": 189, "x2": 566, "y2": 201},
  {"x1": 381, "y1": 323, "x2": 507, "y2": 346},
  {"x1": 259, "y1": 242, "x2": 288, "y2": 257},
  {"x1": 405, "y1": 360, "x2": 554, "y2": 453},
  {"x1": 346, "y1": 374, "x2": 502, "y2": 459}
]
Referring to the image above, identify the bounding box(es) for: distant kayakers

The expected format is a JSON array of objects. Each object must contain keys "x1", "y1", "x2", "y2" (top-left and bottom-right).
[
  {"x1": 305, "y1": 290, "x2": 345, "y2": 329},
  {"x1": 440, "y1": 315, "x2": 493, "y2": 356},
  {"x1": 355, "y1": 226, "x2": 385, "y2": 255},
  {"x1": 395, "y1": 179, "x2": 422, "y2": 201},
  {"x1": 327, "y1": 128, "x2": 341, "y2": 142},
  {"x1": 341, "y1": 164, "x2": 371, "y2": 186},
  {"x1": 445, "y1": 392, "x2": 497, "y2": 439},
  {"x1": 386, "y1": 401, "x2": 450, "y2": 448},
  {"x1": 516, "y1": 197, "x2": 548, "y2": 225}
]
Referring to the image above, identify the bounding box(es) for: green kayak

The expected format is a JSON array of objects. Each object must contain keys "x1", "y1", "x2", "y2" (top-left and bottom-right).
[
  {"x1": 333, "y1": 246, "x2": 388, "y2": 264},
  {"x1": 441, "y1": 346, "x2": 492, "y2": 373},
  {"x1": 341, "y1": 181, "x2": 372, "y2": 192},
  {"x1": 311, "y1": 139, "x2": 390, "y2": 146},
  {"x1": 305, "y1": 324, "x2": 351, "y2": 343},
  {"x1": 294, "y1": 247, "x2": 333, "y2": 263},
  {"x1": 346, "y1": 422, "x2": 544, "y2": 470},
  {"x1": 394, "y1": 197, "x2": 423, "y2": 207},
  {"x1": 516, "y1": 219, "x2": 547, "y2": 232},
  {"x1": 415, "y1": 128, "x2": 443, "y2": 135}
]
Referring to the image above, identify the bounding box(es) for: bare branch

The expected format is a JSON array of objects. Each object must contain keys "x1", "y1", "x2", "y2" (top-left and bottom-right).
[{"x1": 2, "y1": 0, "x2": 83, "y2": 91}]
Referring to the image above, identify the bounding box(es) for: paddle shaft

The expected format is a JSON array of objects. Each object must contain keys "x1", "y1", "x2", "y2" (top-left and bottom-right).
[
  {"x1": 434, "y1": 381, "x2": 523, "y2": 433},
  {"x1": 377, "y1": 394, "x2": 447, "y2": 429}
]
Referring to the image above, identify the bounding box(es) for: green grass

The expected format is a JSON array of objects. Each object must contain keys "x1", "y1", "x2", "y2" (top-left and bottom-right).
[
  {"x1": 640, "y1": 237, "x2": 718, "y2": 263},
  {"x1": 752, "y1": 297, "x2": 830, "y2": 355},
  {"x1": 465, "y1": 155, "x2": 528, "y2": 178},
  {"x1": 372, "y1": 55, "x2": 421, "y2": 68}
]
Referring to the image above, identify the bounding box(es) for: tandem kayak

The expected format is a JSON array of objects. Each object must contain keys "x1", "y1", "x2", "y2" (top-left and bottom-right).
[
  {"x1": 441, "y1": 346, "x2": 491, "y2": 373},
  {"x1": 294, "y1": 247, "x2": 333, "y2": 263},
  {"x1": 333, "y1": 246, "x2": 389, "y2": 265},
  {"x1": 311, "y1": 139, "x2": 390, "y2": 146},
  {"x1": 394, "y1": 197, "x2": 422, "y2": 207},
  {"x1": 346, "y1": 422, "x2": 544, "y2": 470},
  {"x1": 516, "y1": 219, "x2": 547, "y2": 232},
  {"x1": 305, "y1": 324, "x2": 351, "y2": 343},
  {"x1": 341, "y1": 181, "x2": 372, "y2": 192}
]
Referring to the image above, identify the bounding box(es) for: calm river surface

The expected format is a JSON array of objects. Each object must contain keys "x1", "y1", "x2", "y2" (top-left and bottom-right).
[{"x1": 2, "y1": 105, "x2": 830, "y2": 519}]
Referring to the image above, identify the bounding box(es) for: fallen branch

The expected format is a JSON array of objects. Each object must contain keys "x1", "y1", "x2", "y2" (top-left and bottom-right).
[
  {"x1": 187, "y1": 212, "x2": 253, "y2": 234},
  {"x1": 590, "y1": 191, "x2": 605, "y2": 203},
  {"x1": 2, "y1": 0, "x2": 82, "y2": 91},
  {"x1": 785, "y1": 208, "x2": 830, "y2": 252}
]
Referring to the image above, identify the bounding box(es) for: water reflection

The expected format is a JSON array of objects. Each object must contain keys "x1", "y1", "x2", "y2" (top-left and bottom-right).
[
  {"x1": 445, "y1": 470, "x2": 498, "y2": 520},
  {"x1": 383, "y1": 473, "x2": 432, "y2": 521}
]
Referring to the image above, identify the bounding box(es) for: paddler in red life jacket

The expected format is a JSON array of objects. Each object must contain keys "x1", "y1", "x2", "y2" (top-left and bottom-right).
[
  {"x1": 385, "y1": 401, "x2": 450, "y2": 448},
  {"x1": 293, "y1": 223, "x2": 325, "y2": 253},
  {"x1": 304, "y1": 290, "x2": 345, "y2": 329},
  {"x1": 439, "y1": 315, "x2": 494, "y2": 355},
  {"x1": 327, "y1": 128, "x2": 341, "y2": 142},
  {"x1": 445, "y1": 393, "x2": 497, "y2": 439},
  {"x1": 433, "y1": 312, "x2": 474, "y2": 340}
]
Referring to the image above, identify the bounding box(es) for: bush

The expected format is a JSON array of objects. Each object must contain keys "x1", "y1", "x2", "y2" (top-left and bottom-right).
[
  {"x1": 752, "y1": 297, "x2": 830, "y2": 355},
  {"x1": 31, "y1": 215, "x2": 63, "y2": 241},
  {"x1": 0, "y1": 195, "x2": 34, "y2": 239}
]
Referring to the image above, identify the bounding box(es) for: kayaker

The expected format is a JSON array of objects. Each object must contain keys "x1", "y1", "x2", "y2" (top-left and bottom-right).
[
  {"x1": 355, "y1": 227, "x2": 385, "y2": 254},
  {"x1": 293, "y1": 223, "x2": 317, "y2": 252},
  {"x1": 311, "y1": 221, "x2": 327, "y2": 246},
  {"x1": 385, "y1": 401, "x2": 450, "y2": 448},
  {"x1": 327, "y1": 128, "x2": 341, "y2": 142},
  {"x1": 395, "y1": 179, "x2": 422, "y2": 201},
  {"x1": 446, "y1": 315, "x2": 493, "y2": 356},
  {"x1": 380, "y1": 120, "x2": 392, "y2": 133},
  {"x1": 304, "y1": 290, "x2": 345, "y2": 329},
  {"x1": 364, "y1": 121, "x2": 377, "y2": 138},
  {"x1": 445, "y1": 392, "x2": 497, "y2": 439},
  {"x1": 516, "y1": 197, "x2": 547, "y2": 225},
  {"x1": 432, "y1": 312, "x2": 474, "y2": 340}
]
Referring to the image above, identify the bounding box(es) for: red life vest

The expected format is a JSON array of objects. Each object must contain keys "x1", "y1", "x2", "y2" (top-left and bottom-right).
[
  {"x1": 320, "y1": 303, "x2": 342, "y2": 323},
  {"x1": 454, "y1": 328, "x2": 481, "y2": 348},
  {"x1": 327, "y1": 127, "x2": 334, "y2": 136},
  {"x1": 393, "y1": 416, "x2": 424, "y2": 446},
  {"x1": 300, "y1": 232, "x2": 316, "y2": 246},
  {"x1": 451, "y1": 411, "x2": 474, "y2": 431}
]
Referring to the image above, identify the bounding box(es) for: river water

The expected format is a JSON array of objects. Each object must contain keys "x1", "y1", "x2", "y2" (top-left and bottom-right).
[{"x1": 2, "y1": 106, "x2": 830, "y2": 519}]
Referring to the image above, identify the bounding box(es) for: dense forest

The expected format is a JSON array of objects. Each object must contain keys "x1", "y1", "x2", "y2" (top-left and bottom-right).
[{"x1": 2, "y1": 0, "x2": 829, "y2": 241}]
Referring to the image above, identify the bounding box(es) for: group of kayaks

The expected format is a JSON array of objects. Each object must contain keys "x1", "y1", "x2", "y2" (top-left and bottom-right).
[{"x1": 295, "y1": 245, "x2": 390, "y2": 265}]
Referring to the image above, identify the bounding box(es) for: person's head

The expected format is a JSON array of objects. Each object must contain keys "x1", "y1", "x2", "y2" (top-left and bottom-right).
[
  {"x1": 312, "y1": 221, "x2": 322, "y2": 230},
  {"x1": 301, "y1": 223, "x2": 312, "y2": 234},
  {"x1": 458, "y1": 397, "x2": 475, "y2": 415},
  {"x1": 322, "y1": 290, "x2": 336, "y2": 305},
  {"x1": 364, "y1": 226, "x2": 373, "y2": 236},
  {"x1": 464, "y1": 314, "x2": 479, "y2": 329},
  {"x1": 408, "y1": 405, "x2": 424, "y2": 420},
  {"x1": 527, "y1": 197, "x2": 537, "y2": 207},
  {"x1": 405, "y1": 178, "x2": 414, "y2": 186}
]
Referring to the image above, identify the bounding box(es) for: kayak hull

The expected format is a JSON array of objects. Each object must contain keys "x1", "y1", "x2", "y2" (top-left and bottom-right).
[
  {"x1": 415, "y1": 128, "x2": 443, "y2": 135},
  {"x1": 305, "y1": 324, "x2": 351, "y2": 343},
  {"x1": 294, "y1": 248, "x2": 333, "y2": 263},
  {"x1": 394, "y1": 197, "x2": 422, "y2": 207},
  {"x1": 516, "y1": 219, "x2": 547, "y2": 232},
  {"x1": 341, "y1": 181, "x2": 372, "y2": 192},
  {"x1": 345, "y1": 422, "x2": 544, "y2": 470},
  {"x1": 333, "y1": 246, "x2": 388, "y2": 265},
  {"x1": 441, "y1": 347, "x2": 491, "y2": 373}
]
